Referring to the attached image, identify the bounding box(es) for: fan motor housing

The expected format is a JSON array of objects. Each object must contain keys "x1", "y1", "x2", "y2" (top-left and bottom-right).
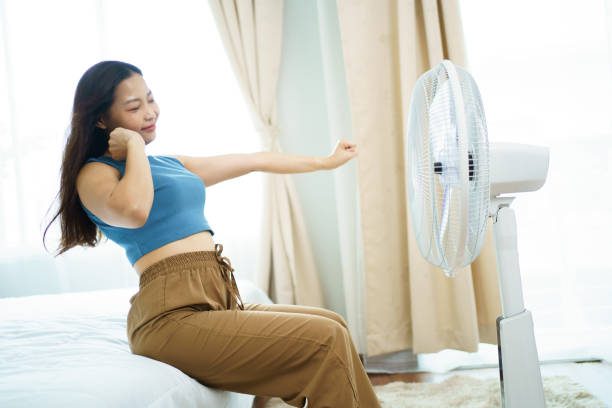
[{"x1": 489, "y1": 142, "x2": 549, "y2": 197}]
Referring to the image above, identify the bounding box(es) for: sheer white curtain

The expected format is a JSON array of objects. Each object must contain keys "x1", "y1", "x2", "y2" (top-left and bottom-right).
[
  {"x1": 418, "y1": 0, "x2": 612, "y2": 371},
  {"x1": 0, "y1": 0, "x2": 262, "y2": 297}
]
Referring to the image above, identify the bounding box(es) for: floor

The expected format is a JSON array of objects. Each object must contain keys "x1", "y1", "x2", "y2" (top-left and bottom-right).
[
  {"x1": 367, "y1": 360, "x2": 612, "y2": 406},
  {"x1": 254, "y1": 360, "x2": 611, "y2": 407}
]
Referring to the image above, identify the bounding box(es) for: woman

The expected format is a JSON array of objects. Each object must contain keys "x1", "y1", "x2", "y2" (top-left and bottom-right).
[{"x1": 43, "y1": 60, "x2": 381, "y2": 408}]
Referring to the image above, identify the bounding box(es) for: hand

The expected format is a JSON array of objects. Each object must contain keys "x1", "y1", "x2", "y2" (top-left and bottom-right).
[
  {"x1": 107, "y1": 127, "x2": 144, "y2": 160},
  {"x1": 324, "y1": 139, "x2": 358, "y2": 170}
]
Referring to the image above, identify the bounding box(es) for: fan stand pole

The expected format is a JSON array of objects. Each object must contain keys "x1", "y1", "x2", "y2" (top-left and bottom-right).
[{"x1": 492, "y1": 204, "x2": 547, "y2": 407}]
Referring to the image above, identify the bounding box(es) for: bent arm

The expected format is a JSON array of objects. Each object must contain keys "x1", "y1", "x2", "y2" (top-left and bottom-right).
[{"x1": 110, "y1": 138, "x2": 153, "y2": 225}]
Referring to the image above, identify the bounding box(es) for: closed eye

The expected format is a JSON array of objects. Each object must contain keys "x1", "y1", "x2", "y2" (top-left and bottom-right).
[{"x1": 129, "y1": 99, "x2": 155, "y2": 111}]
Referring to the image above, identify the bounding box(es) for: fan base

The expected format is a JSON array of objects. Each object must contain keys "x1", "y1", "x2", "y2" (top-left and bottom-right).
[{"x1": 496, "y1": 310, "x2": 546, "y2": 407}]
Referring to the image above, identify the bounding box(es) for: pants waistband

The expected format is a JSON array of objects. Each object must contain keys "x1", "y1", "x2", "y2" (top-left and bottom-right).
[{"x1": 138, "y1": 244, "x2": 245, "y2": 310}]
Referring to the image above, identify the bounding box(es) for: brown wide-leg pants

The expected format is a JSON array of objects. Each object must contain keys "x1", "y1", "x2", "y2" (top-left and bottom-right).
[{"x1": 126, "y1": 244, "x2": 382, "y2": 408}]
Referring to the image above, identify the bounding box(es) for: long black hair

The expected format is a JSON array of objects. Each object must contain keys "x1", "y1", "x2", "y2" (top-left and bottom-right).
[{"x1": 42, "y1": 60, "x2": 142, "y2": 256}]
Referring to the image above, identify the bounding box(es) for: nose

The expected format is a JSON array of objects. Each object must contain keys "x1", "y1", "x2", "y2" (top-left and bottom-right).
[{"x1": 145, "y1": 105, "x2": 157, "y2": 120}]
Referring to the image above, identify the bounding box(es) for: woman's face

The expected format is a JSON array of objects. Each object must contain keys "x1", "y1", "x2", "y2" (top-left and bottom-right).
[{"x1": 97, "y1": 73, "x2": 160, "y2": 145}]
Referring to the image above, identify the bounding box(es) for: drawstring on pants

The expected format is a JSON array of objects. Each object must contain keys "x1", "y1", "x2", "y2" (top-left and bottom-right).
[{"x1": 214, "y1": 243, "x2": 245, "y2": 311}]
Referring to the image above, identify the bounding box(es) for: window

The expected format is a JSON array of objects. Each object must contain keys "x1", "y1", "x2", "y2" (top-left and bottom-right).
[
  {"x1": 0, "y1": 0, "x2": 262, "y2": 295},
  {"x1": 459, "y1": 0, "x2": 612, "y2": 362}
]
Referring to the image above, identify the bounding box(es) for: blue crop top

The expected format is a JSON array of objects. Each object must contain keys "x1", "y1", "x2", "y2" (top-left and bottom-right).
[{"x1": 78, "y1": 154, "x2": 214, "y2": 266}]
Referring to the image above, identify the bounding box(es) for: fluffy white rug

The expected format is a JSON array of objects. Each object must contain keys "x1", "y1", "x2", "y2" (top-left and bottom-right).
[{"x1": 264, "y1": 375, "x2": 606, "y2": 407}]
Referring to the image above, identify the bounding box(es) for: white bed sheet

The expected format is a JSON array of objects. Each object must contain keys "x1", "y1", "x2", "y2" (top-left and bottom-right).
[{"x1": 0, "y1": 279, "x2": 273, "y2": 408}]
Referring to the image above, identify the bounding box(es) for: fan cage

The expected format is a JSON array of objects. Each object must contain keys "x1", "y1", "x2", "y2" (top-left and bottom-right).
[{"x1": 405, "y1": 61, "x2": 490, "y2": 276}]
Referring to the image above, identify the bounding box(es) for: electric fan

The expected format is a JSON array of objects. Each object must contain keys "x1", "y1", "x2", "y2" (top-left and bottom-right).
[{"x1": 405, "y1": 60, "x2": 549, "y2": 408}]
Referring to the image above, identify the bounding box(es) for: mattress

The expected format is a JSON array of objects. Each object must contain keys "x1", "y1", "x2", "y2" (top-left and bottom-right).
[{"x1": 0, "y1": 279, "x2": 273, "y2": 408}]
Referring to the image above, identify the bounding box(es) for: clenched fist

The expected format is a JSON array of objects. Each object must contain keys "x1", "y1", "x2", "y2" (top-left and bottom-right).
[
  {"x1": 106, "y1": 127, "x2": 144, "y2": 161},
  {"x1": 324, "y1": 139, "x2": 358, "y2": 170}
]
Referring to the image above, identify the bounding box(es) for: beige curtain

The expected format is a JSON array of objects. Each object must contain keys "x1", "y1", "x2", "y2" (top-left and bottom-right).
[
  {"x1": 207, "y1": 0, "x2": 325, "y2": 307},
  {"x1": 336, "y1": 0, "x2": 502, "y2": 357}
]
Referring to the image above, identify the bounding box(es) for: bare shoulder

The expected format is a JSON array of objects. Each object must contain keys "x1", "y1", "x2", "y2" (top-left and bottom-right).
[
  {"x1": 77, "y1": 160, "x2": 114, "y2": 204},
  {"x1": 76, "y1": 160, "x2": 146, "y2": 228},
  {"x1": 77, "y1": 160, "x2": 120, "y2": 184}
]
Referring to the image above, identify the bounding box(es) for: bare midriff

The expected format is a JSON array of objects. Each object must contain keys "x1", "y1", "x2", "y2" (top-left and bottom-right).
[{"x1": 133, "y1": 230, "x2": 216, "y2": 277}]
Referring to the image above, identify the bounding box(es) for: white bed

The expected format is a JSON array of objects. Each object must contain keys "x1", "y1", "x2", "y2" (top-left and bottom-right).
[{"x1": 0, "y1": 279, "x2": 274, "y2": 408}]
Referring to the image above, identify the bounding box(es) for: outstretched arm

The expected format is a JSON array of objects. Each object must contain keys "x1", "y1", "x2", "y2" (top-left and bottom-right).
[
  {"x1": 168, "y1": 138, "x2": 357, "y2": 187},
  {"x1": 167, "y1": 153, "x2": 256, "y2": 187},
  {"x1": 254, "y1": 152, "x2": 327, "y2": 173},
  {"x1": 256, "y1": 138, "x2": 358, "y2": 174}
]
